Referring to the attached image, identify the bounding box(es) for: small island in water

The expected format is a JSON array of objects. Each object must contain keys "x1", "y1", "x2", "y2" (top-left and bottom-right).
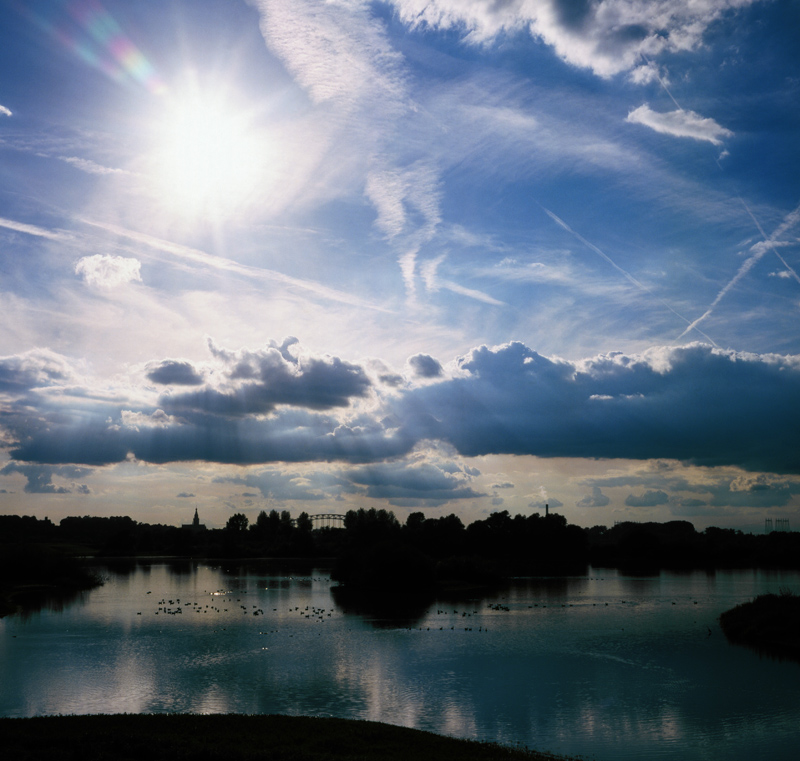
[{"x1": 719, "y1": 589, "x2": 800, "y2": 661}]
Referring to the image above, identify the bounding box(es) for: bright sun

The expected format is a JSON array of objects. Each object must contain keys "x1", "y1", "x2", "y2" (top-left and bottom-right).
[{"x1": 154, "y1": 87, "x2": 266, "y2": 219}]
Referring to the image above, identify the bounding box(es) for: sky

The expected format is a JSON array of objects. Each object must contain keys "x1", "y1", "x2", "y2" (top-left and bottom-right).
[{"x1": 1, "y1": 0, "x2": 799, "y2": 532}]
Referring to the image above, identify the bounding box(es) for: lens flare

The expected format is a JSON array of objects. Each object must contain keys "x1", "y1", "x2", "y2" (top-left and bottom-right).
[{"x1": 18, "y1": 0, "x2": 167, "y2": 95}]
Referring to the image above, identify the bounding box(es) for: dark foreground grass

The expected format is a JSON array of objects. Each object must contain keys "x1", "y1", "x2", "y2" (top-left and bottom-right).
[
  {"x1": 0, "y1": 714, "x2": 579, "y2": 761},
  {"x1": 719, "y1": 590, "x2": 800, "y2": 660}
]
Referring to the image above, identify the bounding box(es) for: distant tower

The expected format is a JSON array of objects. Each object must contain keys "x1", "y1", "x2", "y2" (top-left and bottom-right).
[
  {"x1": 765, "y1": 518, "x2": 773, "y2": 534},
  {"x1": 545, "y1": 503, "x2": 549, "y2": 517},
  {"x1": 182, "y1": 507, "x2": 206, "y2": 532}
]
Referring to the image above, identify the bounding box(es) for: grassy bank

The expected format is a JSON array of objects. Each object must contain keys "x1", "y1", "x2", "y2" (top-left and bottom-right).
[
  {"x1": 0, "y1": 544, "x2": 104, "y2": 617},
  {"x1": 719, "y1": 590, "x2": 800, "y2": 659},
  {"x1": 0, "y1": 714, "x2": 578, "y2": 761}
]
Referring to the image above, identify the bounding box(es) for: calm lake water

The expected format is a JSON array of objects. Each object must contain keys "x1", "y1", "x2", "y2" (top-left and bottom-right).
[{"x1": 1, "y1": 562, "x2": 799, "y2": 761}]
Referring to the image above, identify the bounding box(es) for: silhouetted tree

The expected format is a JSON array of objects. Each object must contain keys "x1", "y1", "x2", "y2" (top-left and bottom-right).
[{"x1": 226, "y1": 513, "x2": 249, "y2": 533}]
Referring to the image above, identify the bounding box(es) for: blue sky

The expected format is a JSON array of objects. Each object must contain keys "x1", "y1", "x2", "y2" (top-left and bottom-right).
[{"x1": 1, "y1": 0, "x2": 799, "y2": 531}]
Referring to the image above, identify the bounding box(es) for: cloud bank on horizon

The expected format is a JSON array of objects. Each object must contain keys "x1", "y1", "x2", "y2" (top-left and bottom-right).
[{"x1": 1, "y1": 0, "x2": 799, "y2": 529}]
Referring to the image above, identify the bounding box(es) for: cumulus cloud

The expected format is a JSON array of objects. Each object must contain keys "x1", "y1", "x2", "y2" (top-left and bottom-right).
[
  {"x1": 216, "y1": 468, "x2": 345, "y2": 502},
  {"x1": 75, "y1": 254, "x2": 142, "y2": 289},
  {"x1": 2, "y1": 341, "x2": 800, "y2": 480},
  {"x1": 163, "y1": 339, "x2": 372, "y2": 417},
  {"x1": 529, "y1": 496, "x2": 564, "y2": 511},
  {"x1": 0, "y1": 463, "x2": 91, "y2": 494},
  {"x1": 120, "y1": 409, "x2": 181, "y2": 430},
  {"x1": 585, "y1": 466, "x2": 800, "y2": 509},
  {"x1": 394, "y1": 342, "x2": 800, "y2": 474},
  {"x1": 625, "y1": 489, "x2": 669, "y2": 507},
  {"x1": 388, "y1": 0, "x2": 757, "y2": 78},
  {"x1": 408, "y1": 353, "x2": 444, "y2": 379},
  {"x1": 0, "y1": 105, "x2": 11, "y2": 117},
  {"x1": 346, "y1": 457, "x2": 485, "y2": 507},
  {"x1": 146, "y1": 360, "x2": 204, "y2": 386},
  {"x1": 0, "y1": 348, "x2": 77, "y2": 392},
  {"x1": 577, "y1": 485, "x2": 610, "y2": 507},
  {"x1": 626, "y1": 104, "x2": 733, "y2": 145}
]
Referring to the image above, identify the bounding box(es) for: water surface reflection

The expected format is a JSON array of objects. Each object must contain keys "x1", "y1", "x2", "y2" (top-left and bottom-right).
[{"x1": 1, "y1": 563, "x2": 799, "y2": 761}]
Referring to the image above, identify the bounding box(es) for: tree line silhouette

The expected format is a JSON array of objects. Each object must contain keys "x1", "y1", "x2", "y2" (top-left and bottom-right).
[{"x1": 3, "y1": 510, "x2": 800, "y2": 593}]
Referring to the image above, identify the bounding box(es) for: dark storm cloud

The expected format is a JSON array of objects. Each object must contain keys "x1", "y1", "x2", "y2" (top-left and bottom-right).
[
  {"x1": 214, "y1": 468, "x2": 352, "y2": 501},
  {"x1": 625, "y1": 489, "x2": 669, "y2": 507},
  {"x1": 676, "y1": 498, "x2": 707, "y2": 508},
  {"x1": 407, "y1": 353, "x2": 443, "y2": 378},
  {"x1": 9, "y1": 407, "x2": 412, "y2": 466},
  {"x1": 583, "y1": 469, "x2": 800, "y2": 509},
  {"x1": 164, "y1": 341, "x2": 371, "y2": 415},
  {"x1": 346, "y1": 460, "x2": 485, "y2": 507},
  {"x1": 146, "y1": 360, "x2": 204, "y2": 386},
  {"x1": 0, "y1": 349, "x2": 75, "y2": 392},
  {"x1": 395, "y1": 342, "x2": 800, "y2": 474},
  {"x1": 2, "y1": 341, "x2": 800, "y2": 478},
  {"x1": 0, "y1": 463, "x2": 91, "y2": 493}
]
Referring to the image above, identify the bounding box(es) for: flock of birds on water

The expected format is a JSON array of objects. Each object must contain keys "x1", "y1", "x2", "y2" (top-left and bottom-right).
[{"x1": 128, "y1": 573, "x2": 709, "y2": 638}]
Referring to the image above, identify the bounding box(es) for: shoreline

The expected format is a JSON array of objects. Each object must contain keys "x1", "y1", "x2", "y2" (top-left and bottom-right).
[{"x1": 0, "y1": 713, "x2": 578, "y2": 761}]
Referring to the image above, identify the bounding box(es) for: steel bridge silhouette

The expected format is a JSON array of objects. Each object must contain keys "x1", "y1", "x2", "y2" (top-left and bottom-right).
[{"x1": 309, "y1": 513, "x2": 346, "y2": 529}]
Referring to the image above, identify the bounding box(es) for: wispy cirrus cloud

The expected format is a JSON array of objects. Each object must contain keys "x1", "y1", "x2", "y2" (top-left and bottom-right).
[
  {"x1": 387, "y1": 0, "x2": 759, "y2": 78},
  {"x1": 420, "y1": 254, "x2": 504, "y2": 306},
  {"x1": 0, "y1": 104, "x2": 11, "y2": 117},
  {"x1": 252, "y1": 0, "x2": 444, "y2": 302},
  {"x1": 0, "y1": 217, "x2": 72, "y2": 241},
  {"x1": 59, "y1": 156, "x2": 131, "y2": 175},
  {"x1": 626, "y1": 104, "x2": 733, "y2": 145}
]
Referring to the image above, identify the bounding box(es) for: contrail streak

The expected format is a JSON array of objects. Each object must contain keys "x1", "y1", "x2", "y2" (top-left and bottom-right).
[
  {"x1": 676, "y1": 199, "x2": 800, "y2": 339},
  {"x1": 640, "y1": 54, "x2": 683, "y2": 112},
  {"x1": 542, "y1": 206, "x2": 718, "y2": 346},
  {"x1": 0, "y1": 216, "x2": 72, "y2": 241},
  {"x1": 741, "y1": 200, "x2": 800, "y2": 284},
  {"x1": 81, "y1": 219, "x2": 393, "y2": 313}
]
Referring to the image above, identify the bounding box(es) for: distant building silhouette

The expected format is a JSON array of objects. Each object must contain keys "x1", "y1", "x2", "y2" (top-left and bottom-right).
[
  {"x1": 765, "y1": 518, "x2": 791, "y2": 533},
  {"x1": 182, "y1": 508, "x2": 206, "y2": 532}
]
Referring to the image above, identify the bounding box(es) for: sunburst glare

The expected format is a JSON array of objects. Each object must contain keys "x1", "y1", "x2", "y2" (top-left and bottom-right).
[{"x1": 152, "y1": 84, "x2": 268, "y2": 220}]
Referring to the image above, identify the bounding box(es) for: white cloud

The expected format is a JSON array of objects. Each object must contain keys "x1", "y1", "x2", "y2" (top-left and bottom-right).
[
  {"x1": 81, "y1": 219, "x2": 389, "y2": 311},
  {"x1": 253, "y1": 0, "x2": 443, "y2": 302},
  {"x1": 120, "y1": 409, "x2": 181, "y2": 430},
  {"x1": 59, "y1": 156, "x2": 130, "y2": 176},
  {"x1": 75, "y1": 254, "x2": 143, "y2": 289},
  {"x1": 0, "y1": 217, "x2": 71, "y2": 241},
  {"x1": 0, "y1": 105, "x2": 11, "y2": 117},
  {"x1": 254, "y1": 0, "x2": 409, "y2": 110},
  {"x1": 626, "y1": 104, "x2": 733, "y2": 145},
  {"x1": 388, "y1": 0, "x2": 758, "y2": 78}
]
